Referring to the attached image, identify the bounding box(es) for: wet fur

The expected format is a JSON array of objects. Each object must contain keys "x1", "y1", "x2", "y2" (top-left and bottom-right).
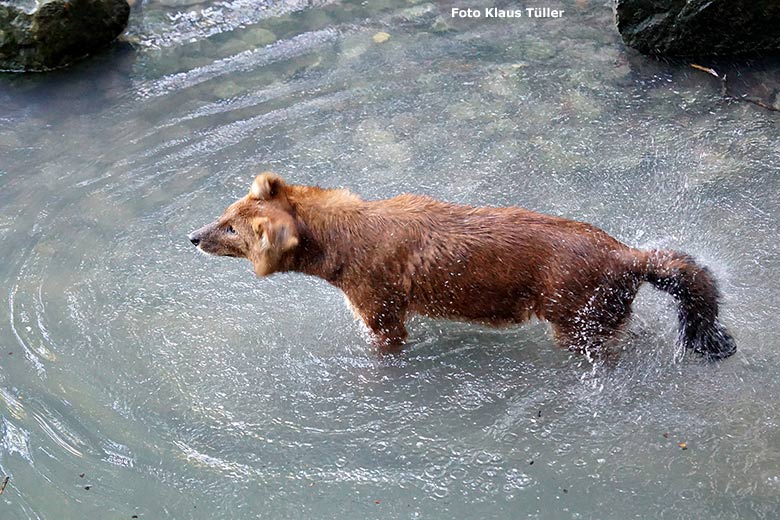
[{"x1": 189, "y1": 173, "x2": 736, "y2": 359}]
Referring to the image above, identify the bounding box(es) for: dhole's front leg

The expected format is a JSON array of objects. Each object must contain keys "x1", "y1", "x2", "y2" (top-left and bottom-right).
[
  {"x1": 345, "y1": 290, "x2": 408, "y2": 352},
  {"x1": 366, "y1": 317, "x2": 408, "y2": 352}
]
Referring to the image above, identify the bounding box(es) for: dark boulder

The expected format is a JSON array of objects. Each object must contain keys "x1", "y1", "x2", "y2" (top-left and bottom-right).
[
  {"x1": 615, "y1": 0, "x2": 780, "y2": 56},
  {"x1": 0, "y1": 0, "x2": 130, "y2": 71}
]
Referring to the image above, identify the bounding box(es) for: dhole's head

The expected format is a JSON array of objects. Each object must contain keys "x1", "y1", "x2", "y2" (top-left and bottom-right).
[{"x1": 188, "y1": 173, "x2": 299, "y2": 277}]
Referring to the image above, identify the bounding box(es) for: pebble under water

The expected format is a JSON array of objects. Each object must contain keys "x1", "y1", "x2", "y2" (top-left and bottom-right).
[{"x1": 1, "y1": 1, "x2": 780, "y2": 518}]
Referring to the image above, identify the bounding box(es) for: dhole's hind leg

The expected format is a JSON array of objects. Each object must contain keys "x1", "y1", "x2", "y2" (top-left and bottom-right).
[
  {"x1": 550, "y1": 285, "x2": 637, "y2": 358},
  {"x1": 552, "y1": 319, "x2": 627, "y2": 359}
]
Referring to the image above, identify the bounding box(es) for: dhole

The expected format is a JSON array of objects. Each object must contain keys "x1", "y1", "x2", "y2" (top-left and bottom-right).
[{"x1": 189, "y1": 173, "x2": 736, "y2": 359}]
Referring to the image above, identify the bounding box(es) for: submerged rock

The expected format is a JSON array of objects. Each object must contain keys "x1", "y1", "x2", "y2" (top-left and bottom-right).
[
  {"x1": 615, "y1": 0, "x2": 780, "y2": 56},
  {"x1": 0, "y1": 0, "x2": 130, "y2": 71}
]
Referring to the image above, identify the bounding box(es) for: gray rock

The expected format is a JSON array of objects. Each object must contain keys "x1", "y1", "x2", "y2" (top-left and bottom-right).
[
  {"x1": 615, "y1": 0, "x2": 780, "y2": 56},
  {"x1": 0, "y1": 0, "x2": 130, "y2": 71}
]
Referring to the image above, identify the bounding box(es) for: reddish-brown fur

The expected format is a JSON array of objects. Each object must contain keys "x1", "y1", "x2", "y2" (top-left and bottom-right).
[{"x1": 189, "y1": 173, "x2": 736, "y2": 359}]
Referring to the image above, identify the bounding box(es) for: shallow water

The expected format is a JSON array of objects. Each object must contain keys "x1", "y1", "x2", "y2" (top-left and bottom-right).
[{"x1": 1, "y1": 0, "x2": 780, "y2": 518}]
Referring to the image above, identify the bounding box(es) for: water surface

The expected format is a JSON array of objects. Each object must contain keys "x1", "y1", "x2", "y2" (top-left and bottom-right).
[{"x1": 1, "y1": 1, "x2": 780, "y2": 518}]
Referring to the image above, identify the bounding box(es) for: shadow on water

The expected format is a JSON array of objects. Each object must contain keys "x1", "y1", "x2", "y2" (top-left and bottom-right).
[{"x1": 0, "y1": 43, "x2": 139, "y2": 118}]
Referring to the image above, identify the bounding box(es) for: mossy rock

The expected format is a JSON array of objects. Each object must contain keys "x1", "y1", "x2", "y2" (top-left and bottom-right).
[
  {"x1": 615, "y1": 0, "x2": 780, "y2": 56},
  {"x1": 0, "y1": 0, "x2": 130, "y2": 71}
]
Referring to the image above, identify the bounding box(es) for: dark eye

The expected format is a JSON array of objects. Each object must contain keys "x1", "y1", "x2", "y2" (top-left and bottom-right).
[{"x1": 225, "y1": 225, "x2": 237, "y2": 235}]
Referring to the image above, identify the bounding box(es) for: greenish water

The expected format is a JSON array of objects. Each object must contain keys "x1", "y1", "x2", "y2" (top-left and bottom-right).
[{"x1": 1, "y1": 1, "x2": 780, "y2": 518}]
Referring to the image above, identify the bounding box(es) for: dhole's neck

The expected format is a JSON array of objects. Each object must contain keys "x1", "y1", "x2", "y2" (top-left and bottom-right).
[{"x1": 286, "y1": 185, "x2": 368, "y2": 284}]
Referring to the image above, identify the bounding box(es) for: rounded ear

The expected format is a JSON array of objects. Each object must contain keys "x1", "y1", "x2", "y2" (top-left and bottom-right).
[
  {"x1": 252, "y1": 216, "x2": 299, "y2": 252},
  {"x1": 249, "y1": 172, "x2": 286, "y2": 201},
  {"x1": 249, "y1": 215, "x2": 299, "y2": 277}
]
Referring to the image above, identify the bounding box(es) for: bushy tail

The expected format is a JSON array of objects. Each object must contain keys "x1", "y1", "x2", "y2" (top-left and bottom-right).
[{"x1": 639, "y1": 250, "x2": 736, "y2": 359}]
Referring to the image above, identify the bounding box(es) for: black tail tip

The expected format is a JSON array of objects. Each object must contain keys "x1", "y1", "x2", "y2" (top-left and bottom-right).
[{"x1": 688, "y1": 323, "x2": 737, "y2": 360}]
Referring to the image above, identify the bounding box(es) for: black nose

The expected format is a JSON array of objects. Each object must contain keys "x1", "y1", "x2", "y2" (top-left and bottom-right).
[{"x1": 189, "y1": 234, "x2": 200, "y2": 246}]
